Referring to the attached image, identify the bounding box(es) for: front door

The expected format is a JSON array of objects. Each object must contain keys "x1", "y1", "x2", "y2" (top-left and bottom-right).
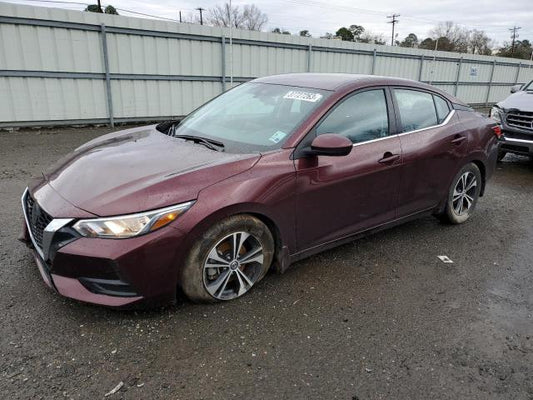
[{"x1": 294, "y1": 88, "x2": 402, "y2": 251}]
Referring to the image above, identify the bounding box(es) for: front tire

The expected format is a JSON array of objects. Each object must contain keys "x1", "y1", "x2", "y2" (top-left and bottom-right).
[
  {"x1": 180, "y1": 215, "x2": 274, "y2": 303},
  {"x1": 440, "y1": 163, "x2": 482, "y2": 224}
]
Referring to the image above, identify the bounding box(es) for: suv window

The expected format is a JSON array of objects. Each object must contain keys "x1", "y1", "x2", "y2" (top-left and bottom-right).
[
  {"x1": 434, "y1": 95, "x2": 450, "y2": 123},
  {"x1": 316, "y1": 89, "x2": 389, "y2": 144},
  {"x1": 394, "y1": 89, "x2": 438, "y2": 132}
]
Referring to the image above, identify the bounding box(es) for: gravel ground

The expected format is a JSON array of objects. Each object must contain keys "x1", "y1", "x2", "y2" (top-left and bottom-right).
[{"x1": 0, "y1": 126, "x2": 532, "y2": 400}]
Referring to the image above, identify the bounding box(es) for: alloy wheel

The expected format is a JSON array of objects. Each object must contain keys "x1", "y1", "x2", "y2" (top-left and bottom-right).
[
  {"x1": 202, "y1": 232, "x2": 264, "y2": 300},
  {"x1": 452, "y1": 171, "x2": 477, "y2": 216}
]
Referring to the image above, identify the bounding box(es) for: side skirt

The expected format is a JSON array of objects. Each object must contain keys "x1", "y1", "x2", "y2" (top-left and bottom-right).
[{"x1": 283, "y1": 207, "x2": 436, "y2": 270}]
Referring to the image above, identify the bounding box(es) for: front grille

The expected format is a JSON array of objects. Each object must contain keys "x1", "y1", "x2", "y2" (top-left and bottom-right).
[
  {"x1": 506, "y1": 111, "x2": 533, "y2": 132},
  {"x1": 25, "y1": 194, "x2": 53, "y2": 251}
]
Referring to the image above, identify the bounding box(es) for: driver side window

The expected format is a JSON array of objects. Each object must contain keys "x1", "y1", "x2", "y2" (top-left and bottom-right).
[{"x1": 316, "y1": 89, "x2": 389, "y2": 144}]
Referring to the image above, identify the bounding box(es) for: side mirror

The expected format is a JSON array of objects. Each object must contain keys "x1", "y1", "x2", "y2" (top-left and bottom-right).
[
  {"x1": 510, "y1": 84, "x2": 522, "y2": 94},
  {"x1": 309, "y1": 134, "x2": 352, "y2": 157}
]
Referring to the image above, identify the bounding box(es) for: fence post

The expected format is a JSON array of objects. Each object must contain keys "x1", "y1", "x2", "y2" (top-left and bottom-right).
[
  {"x1": 221, "y1": 35, "x2": 226, "y2": 92},
  {"x1": 371, "y1": 49, "x2": 377, "y2": 75},
  {"x1": 307, "y1": 44, "x2": 312, "y2": 72},
  {"x1": 100, "y1": 24, "x2": 114, "y2": 128},
  {"x1": 418, "y1": 55, "x2": 424, "y2": 81},
  {"x1": 514, "y1": 62, "x2": 521, "y2": 85},
  {"x1": 454, "y1": 57, "x2": 462, "y2": 96},
  {"x1": 485, "y1": 60, "x2": 496, "y2": 106}
]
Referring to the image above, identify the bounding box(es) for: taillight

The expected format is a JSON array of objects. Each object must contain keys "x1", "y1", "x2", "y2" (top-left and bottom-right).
[{"x1": 492, "y1": 125, "x2": 502, "y2": 138}]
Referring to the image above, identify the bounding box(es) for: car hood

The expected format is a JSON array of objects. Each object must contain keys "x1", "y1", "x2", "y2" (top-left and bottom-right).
[
  {"x1": 40, "y1": 125, "x2": 260, "y2": 216},
  {"x1": 497, "y1": 91, "x2": 533, "y2": 112}
]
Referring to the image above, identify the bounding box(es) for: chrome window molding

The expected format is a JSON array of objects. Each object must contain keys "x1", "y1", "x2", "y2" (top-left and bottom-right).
[
  {"x1": 352, "y1": 133, "x2": 399, "y2": 147},
  {"x1": 351, "y1": 110, "x2": 455, "y2": 148},
  {"x1": 397, "y1": 110, "x2": 456, "y2": 137}
]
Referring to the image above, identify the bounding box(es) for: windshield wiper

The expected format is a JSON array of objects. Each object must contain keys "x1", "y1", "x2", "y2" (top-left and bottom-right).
[
  {"x1": 174, "y1": 134, "x2": 225, "y2": 152},
  {"x1": 156, "y1": 119, "x2": 181, "y2": 134}
]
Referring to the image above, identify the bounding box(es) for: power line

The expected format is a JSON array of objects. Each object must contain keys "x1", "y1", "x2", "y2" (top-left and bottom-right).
[
  {"x1": 509, "y1": 26, "x2": 521, "y2": 56},
  {"x1": 387, "y1": 13, "x2": 400, "y2": 46}
]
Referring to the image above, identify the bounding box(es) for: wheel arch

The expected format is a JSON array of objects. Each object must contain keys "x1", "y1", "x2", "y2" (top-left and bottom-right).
[
  {"x1": 470, "y1": 159, "x2": 486, "y2": 196},
  {"x1": 175, "y1": 203, "x2": 289, "y2": 285}
]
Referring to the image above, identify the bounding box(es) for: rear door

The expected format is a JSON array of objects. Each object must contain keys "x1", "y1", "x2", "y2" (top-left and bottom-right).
[
  {"x1": 294, "y1": 87, "x2": 402, "y2": 251},
  {"x1": 392, "y1": 88, "x2": 469, "y2": 217}
]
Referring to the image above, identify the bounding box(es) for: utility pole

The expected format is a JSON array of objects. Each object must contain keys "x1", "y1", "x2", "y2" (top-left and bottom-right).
[
  {"x1": 387, "y1": 14, "x2": 400, "y2": 46},
  {"x1": 179, "y1": 11, "x2": 182, "y2": 23},
  {"x1": 97, "y1": 0, "x2": 103, "y2": 13},
  {"x1": 509, "y1": 26, "x2": 521, "y2": 56},
  {"x1": 196, "y1": 7, "x2": 205, "y2": 25}
]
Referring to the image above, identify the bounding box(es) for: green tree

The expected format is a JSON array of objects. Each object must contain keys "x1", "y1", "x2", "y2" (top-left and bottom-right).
[
  {"x1": 419, "y1": 37, "x2": 436, "y2": 50},
  {"x1": 399, "y1": 33, "x2": 419, "y2": 48},
  {"x1": 84, "y1": 4, "x2": 102, "y2": 13},
  {"x1": 349, "y1": 24, "x2": 365, "y2": 40},
  {"x1": 104, "y1": 5, "x2": 119, "y2": 15},
  {"x1": 418, "y1": 36, "x2": 453, "y2": 51},
  {"x1": 299, "y1": 30, "x2": 311, "y2": 37},
  {"x1": 497, "y1": 40, "x2": 532, "y2": 59},
  {"x1": 272, "y1": 27, "x2": 290, "y2": 35},
  {"x1": 84, "y1": 4, "x2": 119, "y2": 15},
  {"x1": 335, "y1": 27, "x2": 354, "y2": 41}
]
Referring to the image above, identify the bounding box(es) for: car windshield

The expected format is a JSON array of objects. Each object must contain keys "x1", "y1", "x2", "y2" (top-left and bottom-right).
[
  {"x1": 524, "y1": 80, "x2": 533, "y2": 91},
  {"x1": 173, "y1": 82, "x2": 331, "y2": 153}
]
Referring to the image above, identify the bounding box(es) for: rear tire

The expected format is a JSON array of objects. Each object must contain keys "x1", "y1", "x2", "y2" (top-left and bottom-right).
[
  {"x1": 180, "y1": 215, "x2": 274, "y2": 303},
  {"x1": 439, "y1": 163, "x2": 482, "y2": 224}
]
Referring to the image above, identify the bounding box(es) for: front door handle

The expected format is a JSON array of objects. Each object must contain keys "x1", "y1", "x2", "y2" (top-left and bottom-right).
[
  {"x1": 378, "y1": 152, "x2": 400, "y2": 164},
  {"x1": 451, "y1": 135, "x2": 467, "y2": 145}
]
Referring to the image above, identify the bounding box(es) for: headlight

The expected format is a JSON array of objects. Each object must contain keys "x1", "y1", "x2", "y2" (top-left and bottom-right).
[
  {"x1": 73, "y1": 201, "x2": 194, "y2": 238},
  {"x1": 489, "y1": 107, "x2": 502, "y2": 123}
]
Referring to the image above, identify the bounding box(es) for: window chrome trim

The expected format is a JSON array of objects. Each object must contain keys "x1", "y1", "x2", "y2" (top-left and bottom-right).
[
  {"x1": 397, "y1": 109, "x2": 456, "y2": 137},
  {"x1": 350, "y1": 109, "x2": 456, "y2": 148},
  {"x1": 352, "y1": 133, "x2": 400, "y2": 147}
]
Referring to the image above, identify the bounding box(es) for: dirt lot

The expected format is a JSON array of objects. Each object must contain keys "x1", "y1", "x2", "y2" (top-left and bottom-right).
[{"x1": 0, "y1": 126, "x2": 532, "y2": 399}]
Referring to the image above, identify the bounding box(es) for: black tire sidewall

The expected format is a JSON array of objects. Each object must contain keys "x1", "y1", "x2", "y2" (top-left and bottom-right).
[{"x1": 180, "y1": 215, "x2": 274, "y2": 303}]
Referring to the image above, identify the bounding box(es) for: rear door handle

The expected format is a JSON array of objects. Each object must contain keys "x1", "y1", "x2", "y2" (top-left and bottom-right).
[
  {"x1": 378, "y1": 152, "x2": 400, "y2": 164},
  {"x1": 451, "y1": 135, "x2": 467, "y2": 145}
]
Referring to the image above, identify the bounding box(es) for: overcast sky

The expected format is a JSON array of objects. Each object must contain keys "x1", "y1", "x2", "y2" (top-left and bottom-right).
[{"x1": 5, "y1": 0, "x2": 533, "y2": 47}]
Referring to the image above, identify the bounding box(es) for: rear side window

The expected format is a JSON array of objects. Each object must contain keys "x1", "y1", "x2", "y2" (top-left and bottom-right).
[
  {"x1": 394, "y1": 89, "x2": 438, "y2": 132},
  {"x1": 434, "y1": 95, "x2": 451, "y2": 123},
  {"x1": 316, "y1": 89, "x2": 389, "y2": 144}
]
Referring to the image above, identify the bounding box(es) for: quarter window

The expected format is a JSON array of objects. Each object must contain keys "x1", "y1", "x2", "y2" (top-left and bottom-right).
[
  {"x1": 394, "y1": 89, "x2": 438, "y2": 132},
  {"x1": 434, "y1": 95, "x2": 451, "y2": 123},
  {"x1": 316, "y1": 89, "x2": 389, "y2": 144}
]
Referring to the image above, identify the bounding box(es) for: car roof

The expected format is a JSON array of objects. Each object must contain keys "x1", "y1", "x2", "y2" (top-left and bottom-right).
[{"x1": 253, "y1": 73, "x2": 463, "y2": 104}]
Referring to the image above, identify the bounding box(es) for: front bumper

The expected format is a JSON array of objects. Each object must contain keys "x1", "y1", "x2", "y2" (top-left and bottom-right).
[
  {"x1": 500, "y1": 131, "x2": 533, "y2": 156},
  {"x1": 21, "y1": 188, "x2": 186, "y2": 307}
]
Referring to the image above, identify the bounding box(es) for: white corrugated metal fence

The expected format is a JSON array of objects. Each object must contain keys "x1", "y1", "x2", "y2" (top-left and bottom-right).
[{"x1": 1, "y1": 2, "x2": 532, "y2": 128}]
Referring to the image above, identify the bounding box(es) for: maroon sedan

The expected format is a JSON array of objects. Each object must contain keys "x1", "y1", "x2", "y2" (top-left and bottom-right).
[{"x1": 21, "y1": 73, "x2": 499, "y2": 307}]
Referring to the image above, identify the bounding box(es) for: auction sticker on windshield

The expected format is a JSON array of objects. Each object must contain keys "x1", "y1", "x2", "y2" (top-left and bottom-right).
[
  {"x1": 283, "y1": 90, "x2": 323, "y2": 102},
  {"x1": 269, "y1": 130, "x2": 287, "y2": 143}
]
